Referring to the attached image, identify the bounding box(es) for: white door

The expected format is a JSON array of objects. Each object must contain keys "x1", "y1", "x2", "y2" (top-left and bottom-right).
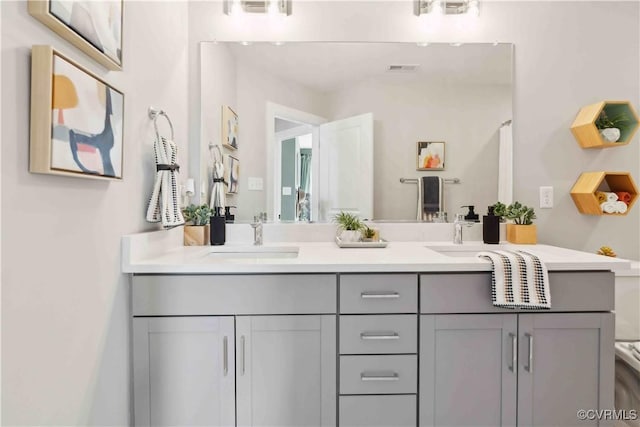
[
  {"x1": 133, "y1": 316, "x2": 235, "y2": 427},
  {"x1": 236, "y1": 315, "x2": 337, "y2": 427},
  {"x1": 319, "y1": 113, "x2": 374, "y2": 221}
]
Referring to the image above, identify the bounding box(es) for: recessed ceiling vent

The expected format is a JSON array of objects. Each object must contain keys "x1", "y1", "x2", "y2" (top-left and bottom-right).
[{"x1": 387, "y1": 64, "x2": 420, "y2": 72}]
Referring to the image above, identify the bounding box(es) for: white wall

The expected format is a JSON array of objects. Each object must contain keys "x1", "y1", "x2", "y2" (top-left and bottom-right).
[
  {"x1": 1, "y1": 1, "x2": 189, "y2": 425},
  {"x1": 190, "y1": 1, "x2": 640, "y2": 259},
  {"x1": 325, "y1": 80, "x2": 511, "y2": 219}
]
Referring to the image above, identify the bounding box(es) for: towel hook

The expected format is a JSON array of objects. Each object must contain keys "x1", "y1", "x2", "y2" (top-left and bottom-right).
[{"x1": 148, "y1": 106, "x2": 175, "y2": 141}]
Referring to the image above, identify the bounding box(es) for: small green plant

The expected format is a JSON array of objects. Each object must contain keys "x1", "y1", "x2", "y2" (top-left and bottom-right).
[
  {"x1": 505, "y1": 202, "x2": 536, "y2": 225},
  {"x1": 183, "y1": 204, "x2": 214, "y2": 226},
  {"x1": 492, "y1": 202, "x2": 507, "y2": 219},
  {"x1": 595, "y1": 110, "x2": 629, "y2": 130},
  {"x1": 333, "y1": 211, "x2": 363, "y2": 231},
  {"x1": 361, "y1": 225, "x2": 376, "y2": 239}
]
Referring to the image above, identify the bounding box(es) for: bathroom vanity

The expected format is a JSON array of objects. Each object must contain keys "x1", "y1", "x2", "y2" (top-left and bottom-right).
[{"x1": 123, "y1": 228, "x2": 628, "y2": 427}]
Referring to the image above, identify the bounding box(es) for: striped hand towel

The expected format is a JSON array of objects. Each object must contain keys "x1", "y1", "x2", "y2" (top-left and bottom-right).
[{"x1": 477, "y1": 250, "x2": 551, "y2": 309}]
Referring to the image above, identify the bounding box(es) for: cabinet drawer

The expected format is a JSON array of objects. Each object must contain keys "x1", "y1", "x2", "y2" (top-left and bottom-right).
[
  {"x1": 340, "y1": 355, "x2": 417, "y2": 395},
  {"x1": 420, "y1": 271, "x2": 614, "y2": 313},
  {"x1": 340, "y1": 315, "x2": 417, "y2": 354},
  {"x1": 340, "y1": 395, "x2": 416, "y2": 427},
  {"x1": 340, "y1": 274, "x2": 417, "y2": 314}
]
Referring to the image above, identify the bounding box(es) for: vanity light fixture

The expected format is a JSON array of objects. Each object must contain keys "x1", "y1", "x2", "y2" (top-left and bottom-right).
[
  {"x1": 224, "y1": 0, "x2": 292, "y2": 16},
  {"x1": 414, "y1": 0, "x2": 479, "y2": 16}
]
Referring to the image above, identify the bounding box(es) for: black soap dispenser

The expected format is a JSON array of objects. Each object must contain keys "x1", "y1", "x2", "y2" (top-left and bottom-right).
[
  {"x1": 483, "y1": 205, "x2": 500, "y2": 244},
  {"x1": 210, "y1": 207, "x2": 226, "y2": 246},
  {"x1": 462, "y1": 205, "x2": 480, "y2": 222}
]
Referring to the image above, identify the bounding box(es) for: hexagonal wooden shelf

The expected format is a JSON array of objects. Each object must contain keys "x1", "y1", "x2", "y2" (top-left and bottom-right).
[
  {"x1": 571, "y1": 101, "x2": 639, "y2": 148},
  {"x1": 570, "y1": 171, "x2": 638, "y2": 216}
]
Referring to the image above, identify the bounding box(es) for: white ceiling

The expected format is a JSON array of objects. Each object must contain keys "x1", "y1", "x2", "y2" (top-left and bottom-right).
[{"x1": 224, "y1": 42, "x2": 513, "y2": 92}]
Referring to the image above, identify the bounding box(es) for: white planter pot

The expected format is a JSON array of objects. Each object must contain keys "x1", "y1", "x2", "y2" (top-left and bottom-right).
[
  {"x1": 599, "y1": 127, "x2": 621, "y2": 143},
  {"x1": 339, "y1": 230, "x2": 361, "y2": 243}
]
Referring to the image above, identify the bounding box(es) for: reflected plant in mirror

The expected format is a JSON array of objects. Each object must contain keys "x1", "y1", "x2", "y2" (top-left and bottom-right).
[{"x1": 197, "y1": 42, "x2": 513, "y2": 222}]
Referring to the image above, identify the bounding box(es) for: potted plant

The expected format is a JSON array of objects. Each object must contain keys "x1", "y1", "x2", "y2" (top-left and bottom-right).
[
  {"x1": 183, "y1": 204, "x2": 214, "y2": 246},
  {"x1": 333, "y1": 211, "x2": 363, "y2": 243},
  {"x1": 361, "y1": 225, "x2": 378, "y2": 242},
  {"x1": 492, "y1": 201, "x2": 507, "y2": 222},
  {"x1": 504, "y1": 202, "x2": 537, "y2": 244},
  {"x1": 595, "y1": 110, "x2": 629, "y2": 143}
]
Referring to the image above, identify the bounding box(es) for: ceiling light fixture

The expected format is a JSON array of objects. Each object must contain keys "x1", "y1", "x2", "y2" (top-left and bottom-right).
[
  {"x1": 224, "y1": 0, "x2": 292, "y2": 16},
  {"x1": 414, "y1": 0, "x2": 480, "y2": 16}
]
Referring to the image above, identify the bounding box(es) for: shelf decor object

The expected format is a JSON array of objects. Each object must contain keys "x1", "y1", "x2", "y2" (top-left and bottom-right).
[
  {"x1": 571, "y1": 101, "x2": 639, "y2": 148},
  {"x1": 28, "y1": 0, "x2": 123, "y2": 71},
  {"x1": 570, "y1": 171, "x2": 638, "y2": 216},
  {"x1": 30, "y1": 45, "x2": 124, "y2": 180}
]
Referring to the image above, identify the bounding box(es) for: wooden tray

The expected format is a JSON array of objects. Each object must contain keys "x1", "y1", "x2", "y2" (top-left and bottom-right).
[{"x1": 335, "y1": 236, "x2": 389, "y2": 248}]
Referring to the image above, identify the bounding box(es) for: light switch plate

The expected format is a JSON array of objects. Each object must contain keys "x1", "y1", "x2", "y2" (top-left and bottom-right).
[
  {"x1": 282, "y1": 186, "x2": 292, "y2": 196},
  {"x1": 248, "y1": 177, "x2": 263, "y2": 191},
  {"x1": 539, "y1": 186, "x2": 553, "y2": 208}
]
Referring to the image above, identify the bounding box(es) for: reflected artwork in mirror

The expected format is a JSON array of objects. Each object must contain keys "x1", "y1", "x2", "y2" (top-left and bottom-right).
[{"x1": 197, "y1": 42, "x2": 513, "y2": 223}]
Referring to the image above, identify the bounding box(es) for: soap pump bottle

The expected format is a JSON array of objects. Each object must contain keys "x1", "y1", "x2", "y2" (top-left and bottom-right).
[
  {"x1": 210, "y1": 207, "x2": 226, "y2": 246},
  {"x1": 483, "y1": 205, "x2": 500, "y2": 244}
]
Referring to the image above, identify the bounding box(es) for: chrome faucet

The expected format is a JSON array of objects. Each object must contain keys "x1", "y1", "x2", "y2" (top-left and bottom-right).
[
  {"x1": 453, "y1": 213, "x2": 474, "y2": 244},
  {"x1": 251, "y1": 216, "x2": 263, "y2": 246}
]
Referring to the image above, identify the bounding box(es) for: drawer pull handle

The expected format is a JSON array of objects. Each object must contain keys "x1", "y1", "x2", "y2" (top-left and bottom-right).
[
  {"x1": 508, "y1": 332, "x2": 517, "y2": 372},
  {"x1": 524, "y1": 332, "x2": 533, "y2": 373},
  {"x1": 360, "y1": 291, "x2": 400, "y2": 299},
  {"x1": 360, "y1": 332, "x2": 400, "y2": 340},
  {"x1": 361, "y1": 372, "x2": 400, "y2": 381},
  {"x1": 223, "y1": 336, "x2": 228, "y2": 376}
]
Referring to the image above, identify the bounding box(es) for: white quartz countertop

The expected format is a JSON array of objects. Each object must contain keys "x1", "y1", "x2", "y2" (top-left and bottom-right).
[{"x1": 122, "y1": 233, "x2": 630, "y2": 274}]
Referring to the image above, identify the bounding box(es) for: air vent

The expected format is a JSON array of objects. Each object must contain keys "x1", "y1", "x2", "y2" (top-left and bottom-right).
[{"x1": 387, "y1": 64, "x2": 419, "y2": 72}]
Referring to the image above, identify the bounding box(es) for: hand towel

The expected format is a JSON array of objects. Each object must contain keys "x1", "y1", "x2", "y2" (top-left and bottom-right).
[
  {"x1": 601, "y1": 202, "x2": 617, "y2": 214},
  {"x1": 477, "y1": 250, "x2": 551, "y2": 309},
  {"x1": 146, "y1": 137, "x2": 185, "y2": 228},
  {"x1": 421, "y1": 176, "x2": 442, "y2": 215},
  {"x1": 606, "y1": 192, "x2": 619, "y2": 202},
  {"x1": 615, "y1": 201, "x2": 628, "y2": 214},
  {"x1": 595, "y1": 191, "x2": 608, "y2": 204},
  {"x1": 616, "y1": 192, "x2": 632, "y2": 204}
]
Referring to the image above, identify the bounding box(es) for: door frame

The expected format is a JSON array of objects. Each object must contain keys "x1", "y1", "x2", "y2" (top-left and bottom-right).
[{"x1": 266, "y1": 102, "x2": 326, "y2": 222}]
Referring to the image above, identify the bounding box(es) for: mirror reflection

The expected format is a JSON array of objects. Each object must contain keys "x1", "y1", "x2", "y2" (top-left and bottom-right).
[{"x1": 198, "y1": 42, "x2": 513, "y2": 222}]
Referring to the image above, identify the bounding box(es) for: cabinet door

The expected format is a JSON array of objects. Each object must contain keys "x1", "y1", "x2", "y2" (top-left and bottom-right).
[
  {"x1": 236, "y1": 315, "x2": 336, "y2": 427},
  {"x1": 420, "y1": 314, "x2": 517, "y2": 427},
  {"x1": 518, "y1": 313, "x2": 614, "y2": 427},
  {"x1": 133, "y1": 317, "x2": 235, "y2": 427}
]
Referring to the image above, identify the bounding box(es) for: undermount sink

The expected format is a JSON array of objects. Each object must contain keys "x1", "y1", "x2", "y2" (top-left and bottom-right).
[
  {"x1": 206, "y1": 246, "x2": 299, "y2": 260},
  {"x1": 425, "y1": 244, "x2": 508, "y2": 258}
]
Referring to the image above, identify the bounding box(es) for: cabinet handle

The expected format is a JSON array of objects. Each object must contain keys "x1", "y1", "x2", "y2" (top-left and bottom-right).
[
  {"x1": 361, "y1": 372, "x2": 399, "y2": 381},
  {"x1": 360, "y1": 331, "x2": 400, "y2": 340},
  {"x1": 508, "y1": 333, "x2": 517, "y2": 372},
  {"x1": 524, "y1": 333, "x2": 533, "y2": 373},
  {"x1": 240, "y1": 335, "x2": 246, "y2": 376},
  {"x1": 360, "y1": 291, "x2": 399, "y2": 299},
  {"x1": 223, "y1": 336, "x2": 228, "y2": 376}
]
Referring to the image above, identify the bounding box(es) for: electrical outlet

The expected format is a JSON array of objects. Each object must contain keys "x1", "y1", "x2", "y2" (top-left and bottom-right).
[
  {"x1": 248, "y1": 177, "x2": 263, "y2": 191},
  {"x1": 539, "y1": 186, "x2": 553, "y2": 208}
]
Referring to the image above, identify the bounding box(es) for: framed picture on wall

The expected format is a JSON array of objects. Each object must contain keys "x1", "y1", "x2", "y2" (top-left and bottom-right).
[
  {"x1": 30, "y1": 45, "x2": 124, "y2": 180},
  {"x1": 417, "y1": 141, "x2": 445, "y2": 171},
  {"x1": 224, "y1": 155, "x2": 239, "y2": 194},
  {"x1": 222, "y1": 105, "x2": 238, "y2": 150},
  {"x1": 28, "y1": 0, "x2": 123, "y2": 71}
]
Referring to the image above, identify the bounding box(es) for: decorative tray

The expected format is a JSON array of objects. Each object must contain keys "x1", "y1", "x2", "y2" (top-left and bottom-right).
[{"x1": 335, "y1": 236, "x2": 389, "y2": 248}]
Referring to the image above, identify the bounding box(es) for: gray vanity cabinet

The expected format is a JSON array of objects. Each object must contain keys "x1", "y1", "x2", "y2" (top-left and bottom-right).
[
  {"x1": 133, "y1": 316, "x2": 236, "y2": 427},
  {"x1": 419, "y1": 312, "x2": 614, "y2": 427},
  {"x1": 236, "y1": 315, "x2": 337, "y2": 427},
  {"x1": 419, "y1": 314, "x2": 518, "y2": 427}
]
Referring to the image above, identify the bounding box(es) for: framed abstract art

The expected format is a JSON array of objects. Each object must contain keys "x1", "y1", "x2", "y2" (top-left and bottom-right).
[
  {"x1": 28, "y1": 0, "x2": 123, "y2": 71},
  {"x1": 417, "y1": 141, "x2": 445, "y2": 171},
  {"x1": 222, "y1": 105, "x2": 238, "y2": 150},
  {"x1": 30, "y1": 45, "x2": 124, "y2": 180},
  {"x1": 224, "y1": 155, "x2": 239, "y2": 194}
]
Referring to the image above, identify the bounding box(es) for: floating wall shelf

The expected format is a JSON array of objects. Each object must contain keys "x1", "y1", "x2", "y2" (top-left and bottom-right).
[
  {"x1": 570, "y1": 171, "x2": 638, "y2": 216},
  {"x1": 571, "y1": 101, "x2": 639, "y2": 148}
]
